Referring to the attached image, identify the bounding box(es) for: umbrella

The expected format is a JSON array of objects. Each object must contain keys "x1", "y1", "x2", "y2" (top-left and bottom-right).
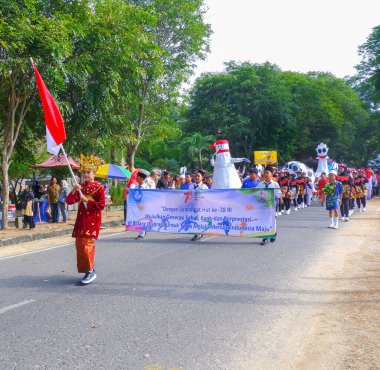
[{"x1": 96, "y1": 164, "x2": 132, "y2": 180}]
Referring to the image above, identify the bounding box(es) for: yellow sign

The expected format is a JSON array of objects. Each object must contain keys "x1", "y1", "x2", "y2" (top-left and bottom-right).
[{"x1": 254, "y1": 150, "x2": 278, "y2": 165}]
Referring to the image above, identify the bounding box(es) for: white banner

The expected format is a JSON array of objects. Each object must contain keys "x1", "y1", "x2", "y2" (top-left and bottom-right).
[{"x1": 126, "y1": 189, "x2": 276, "y2": 238}]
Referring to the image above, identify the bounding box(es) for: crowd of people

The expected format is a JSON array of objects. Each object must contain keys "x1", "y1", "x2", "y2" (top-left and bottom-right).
[
  {"x1": 122, "y1": 164, "x2": 379, "y2": 233},
  {"x1": 17, "y1": 178, "x2": 70, "y2": 229}
]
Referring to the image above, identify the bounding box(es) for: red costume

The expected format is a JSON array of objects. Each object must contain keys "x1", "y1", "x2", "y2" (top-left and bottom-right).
[{"x1": 66, "y1": 181, "x2": 105, "y2": 273}]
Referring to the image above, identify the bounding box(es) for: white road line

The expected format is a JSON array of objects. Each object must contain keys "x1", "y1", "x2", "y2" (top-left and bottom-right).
[
  {"x1": 0, "y1": 300, "x2": 36, "y2": 314},
  {"x1": 200, "y1": 236, "x2": 218, "y2": 242},
  {"x1": 0, "y1": 231, "x2": 127, "y2": 261}
]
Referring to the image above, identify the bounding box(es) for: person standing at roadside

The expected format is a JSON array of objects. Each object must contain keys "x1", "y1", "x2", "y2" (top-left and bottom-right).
[
  {"x1": 145, "y1": 170, "x2": 158, "y2": 189},
  {"x1": 47, "y1": 178, "x2": 60, "y2": 223},
  {"x1": 58, "y1": 180, "x2": 69, "y2": 223}
]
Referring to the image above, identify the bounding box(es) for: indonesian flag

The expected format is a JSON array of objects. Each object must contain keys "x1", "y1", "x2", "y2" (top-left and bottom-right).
[{"x1": 32, "y1": 61, "x2": 66, "y2": 155}]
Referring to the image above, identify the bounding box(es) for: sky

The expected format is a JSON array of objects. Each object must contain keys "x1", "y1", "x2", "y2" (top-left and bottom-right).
[{"x1": 193, "y1": 0, "x2": 380, "y2": 81}]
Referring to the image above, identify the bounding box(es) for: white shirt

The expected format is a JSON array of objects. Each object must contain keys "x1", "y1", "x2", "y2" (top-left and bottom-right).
[
  {"x1": 129, "y1": 183, "x2": 148, "y2": 190},
  {"x1": 191, "y1": 182, "x2": 209, "y2": 190},
  {"x1": 257, "y1": 180, "x2": 282, "y2": 199},
  {"x1": 145, "y1": 177, "x2": 156, "y2": 189}
]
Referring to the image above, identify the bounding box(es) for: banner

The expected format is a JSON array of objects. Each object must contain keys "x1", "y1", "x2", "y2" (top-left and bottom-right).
[
  {"x1": 126, "y1": 189, "x2": 276, "y2": 238},
  {"x1": 254, "y1": 150, "x2": 277, "y2": 165}
]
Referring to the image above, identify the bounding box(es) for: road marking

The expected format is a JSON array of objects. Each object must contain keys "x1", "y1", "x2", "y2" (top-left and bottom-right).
[
  {"x1": 0, "y1": 231, "x2": 127, "y2": 261},
  {"x1": 200, "y1": 236, "x2": 218, "y2": 242},
  {"x1": 0, "y1": 300, "x2": 36, "y2": 314}
]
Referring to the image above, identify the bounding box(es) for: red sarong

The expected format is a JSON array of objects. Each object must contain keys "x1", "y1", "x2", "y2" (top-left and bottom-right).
[{"x1": 75, "y1": 237, "x2": 95, "y2": 273}]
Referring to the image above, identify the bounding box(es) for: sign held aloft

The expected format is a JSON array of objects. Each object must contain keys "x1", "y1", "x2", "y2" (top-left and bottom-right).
[{"x1": 254, "y1": 150, "x2": 277, "y2": 165}]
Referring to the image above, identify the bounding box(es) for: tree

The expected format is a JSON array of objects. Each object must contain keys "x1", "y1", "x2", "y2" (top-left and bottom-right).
[
  {"x1": 0, "y1": 0, "x2": 74, "y2": 228},
  {"x1": 122, "y1": 0, "x2": 211, "y2": 169},
  {"x1": 354, "y1": 25, "x2": 380, "y2": 109},
  {"x1": 181, "y1": 132, "x2": 214, "y2": 168},
  {"x1": 185, "y1": 62, "x2": 293, "y2": 160}
]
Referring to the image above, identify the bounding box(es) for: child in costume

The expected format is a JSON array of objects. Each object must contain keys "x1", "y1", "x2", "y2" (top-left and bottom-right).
[
  {"x1": 320, "y1": 170, "x2": 343, "y2": 229},
  {"x1": 65, "y1": 155, "x2": 105, "y2": 285}
]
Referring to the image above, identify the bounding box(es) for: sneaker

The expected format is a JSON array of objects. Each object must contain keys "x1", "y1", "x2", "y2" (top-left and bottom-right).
[
  {"x1": 340, "y1": 217, "x2": 345, "y2": 221},
  {"x1": 277, "y1": 212, "x2": 282, "y2": 216},
  {"x1": 191, "y1": 234, "x2": 203, "y2": 241},
  {"x1": 286, "y1": 210, "x2": 290, "y2": 215},
  {"x1": 345, "y1": 217, "x2": 350, "y2": 221},
  {"x1": 333, "y1": 224, "x2": 339, "y2": 229},
  {"x1": 363, "y1": 208, "x2": 366, "y2": 212},
  {"x1": 81, "y1": 269, "x2": 96, "y2": 285},
  {"x1": 135, "y1": 234, "x2": 145, "y2": 240},
  {"x1": 260, "y1": 238, "x2": 269, "y2": 245},
  {"x1": 275, "y1": 212, "x2": 278, "y2": 217},
  {"x1": 270, "y1": 233, "x2": 277, "y2": 243},
  {"x1": 328, "y1": 223, "x2": 334, "y2": 228},
  {"x1": 294, "y1": 208, "x2": 298, "y2": 212},
  {"x1": 349, "y1": 210, "x2": 353, "y2": 216}
]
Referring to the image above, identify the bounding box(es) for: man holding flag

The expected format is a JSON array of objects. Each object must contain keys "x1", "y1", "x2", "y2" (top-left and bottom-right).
[{"x1": 32, "y1": 60, "x2": 105, "y2": 285}]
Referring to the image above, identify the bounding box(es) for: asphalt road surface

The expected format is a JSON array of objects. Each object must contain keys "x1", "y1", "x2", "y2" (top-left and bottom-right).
[{"x1": 0, "y1": 206, "x2": 347, "y2": 369}]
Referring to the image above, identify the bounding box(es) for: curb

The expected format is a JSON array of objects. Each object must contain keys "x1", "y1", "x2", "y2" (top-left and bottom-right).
[{"x1": 0, "y1": 219, "x2": 123, "y2": 248}]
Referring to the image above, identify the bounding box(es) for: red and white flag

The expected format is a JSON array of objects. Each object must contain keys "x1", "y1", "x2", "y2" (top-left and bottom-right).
[{"x1": 32, "y1": 61, "x2": 66, "y2": 155}]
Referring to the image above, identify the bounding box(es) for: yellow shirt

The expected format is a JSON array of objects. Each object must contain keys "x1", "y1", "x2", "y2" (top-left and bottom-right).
[{"x1": 23, "y1": 201, "x2": 33, "y2": 216}]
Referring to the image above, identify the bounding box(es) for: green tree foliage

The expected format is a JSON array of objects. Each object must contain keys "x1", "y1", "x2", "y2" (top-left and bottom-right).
[
  {"x1": 185, "y1": 62, "x2": 371, "y2": 165},
  {"x1": 354, "y1": 25, "x2": 380, "y2": 108},
  {"x1": 0, "y1": 0, "x2": 75, "y2": 228}
]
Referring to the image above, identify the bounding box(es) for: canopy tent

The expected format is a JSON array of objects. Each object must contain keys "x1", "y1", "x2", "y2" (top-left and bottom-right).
[{"x1": 30, "y1": 154, "x2": 80, "y2": 169}]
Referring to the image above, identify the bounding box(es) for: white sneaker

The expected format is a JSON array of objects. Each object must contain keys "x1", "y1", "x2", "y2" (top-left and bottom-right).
[
  {"x1": 363, "y1": 208, "x2": 366, "y2": 212},
  {"x1": 345, "y1": 217, "x2": 350, "y2": 221},
  {"x1": 328, "y1": 223, "x2": 334, "y2": 228},
  {"x1": 333, "y1": 224, "x2": 339, "y2": 229},
  {"x1": 349, "y1": 210, "x2": 353, "y2": 216},
  {"x1": 340, "y1": 217, "x2": 345, "y2": 221},
  {"x1": 294, "y1": 208, "x2": 298, "y2": 211},
  {"x1": 277, "y1": 212, "x2": 282, "y2": 216},
  {"x1": 275, "y1": 212, "x2": 278, "y2": 216},
  {"x1": 286, "y1": 210, "x2": 290, "y2": 215}
]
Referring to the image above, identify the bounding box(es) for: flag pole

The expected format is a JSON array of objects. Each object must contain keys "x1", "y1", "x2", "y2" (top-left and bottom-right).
[{"x1": 60, "y1": 145, "x2": 87, "y2": 209}]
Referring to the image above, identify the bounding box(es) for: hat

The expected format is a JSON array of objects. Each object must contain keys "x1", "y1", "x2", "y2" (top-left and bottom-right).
[
  {"x1": 329, "y1": 169, "x2": 337, "y2": 176},
  {"x1": 79, "y1": 154, "x2": 104, "y2": 172}
]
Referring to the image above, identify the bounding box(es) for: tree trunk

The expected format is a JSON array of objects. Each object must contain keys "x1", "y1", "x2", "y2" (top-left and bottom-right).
[
  {"x1": 1, "y1": 158, "x2": 10, "y2": 229},
  {"x1": 127, "y1": 143, "x2": 139, "y2": 171}
]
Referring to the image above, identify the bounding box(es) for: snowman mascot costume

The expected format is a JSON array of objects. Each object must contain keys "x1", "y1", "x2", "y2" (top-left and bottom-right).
[{"x1": 210, "y1": 140, "x2": 250, "y2": 189}]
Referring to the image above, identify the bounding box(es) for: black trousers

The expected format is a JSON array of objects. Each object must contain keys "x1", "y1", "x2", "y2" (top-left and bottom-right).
[
  {"x1": 283, "y1": 198, "x2": 291, "y2": 210},
  {"x1": 340, "y1": 198, "x2": 349, "y2": 217},
  {"x1": 356, "y1": 197, "x2": 366, "y2": 208},
  {"x1": 23, "y1": 215, "x2": 35, "y2": 229}
]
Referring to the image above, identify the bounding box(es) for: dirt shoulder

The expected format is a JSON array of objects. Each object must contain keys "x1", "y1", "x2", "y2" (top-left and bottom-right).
[{"x1": 290, "y1": 198, "x2": 380, "y2": 369}]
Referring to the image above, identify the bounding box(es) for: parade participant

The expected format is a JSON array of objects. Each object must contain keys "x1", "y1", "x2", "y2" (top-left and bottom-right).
[
  {"x1": 205, "y1": 176, "x2": 213, "y2": 189},
  {"x1": 181, "y1": 173, "x2": 193, "y2": 190},
  {"x1": 317, "y1": 172, "x2": 328, "y2": 206},
  {"x1": 337, "y1": 164, "x2": 353, "y2": 221},
  {"x1": 157, "y1": 171, "x2": 169, "y2": 189},
  {"x1": 145, "y1": 170, "x2": 158, "y2": 189},
  {"x1": 320, "y1": 169, "x2": 343, "y2": 229},
  {"x1": 209, "y1": 139, "x2": 250, "y2": 189},
  {"x1": 281, "y1": 185, "x2": 292, "y2": 215},
  {"x1": 130, "y1": 171, "x2": 149, "y2": 239},
  {"x1": 65, "y1": 155, "x2": 105, "y2": 285},
  {"x1": 241, "y1": 168, "x2": 260, "y2": 188},
  {"x1": 289, "y1": 173, "x2": 299, "y2": 211},
  {"x1": 296, "y1": 172, "x2": 306, "y2": 209},
  {"x1": 191, "y1": 170, "x2": 209, "y2": 241},
  {"x1": 354, "y1": 169, "x2": 368, "y2": 212},
  {"x1": 257, "y1": 166, "x2": 282, "y2": 245}
]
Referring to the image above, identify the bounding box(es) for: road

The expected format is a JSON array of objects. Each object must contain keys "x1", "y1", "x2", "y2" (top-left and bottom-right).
[{"x1": 0, "y1": 206, "x2": 366, "y2": 369}]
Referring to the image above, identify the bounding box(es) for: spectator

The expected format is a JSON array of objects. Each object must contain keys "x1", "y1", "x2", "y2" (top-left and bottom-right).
[
  {"x1": 58, "y1": 180, "x2": 69, "y2": 223},
  {"x1": 23, "y1": 187, "x2": 35, "y2": 230},
  {"x1": 47, "y1": 178, "x2": 60, "y2": 223}
]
